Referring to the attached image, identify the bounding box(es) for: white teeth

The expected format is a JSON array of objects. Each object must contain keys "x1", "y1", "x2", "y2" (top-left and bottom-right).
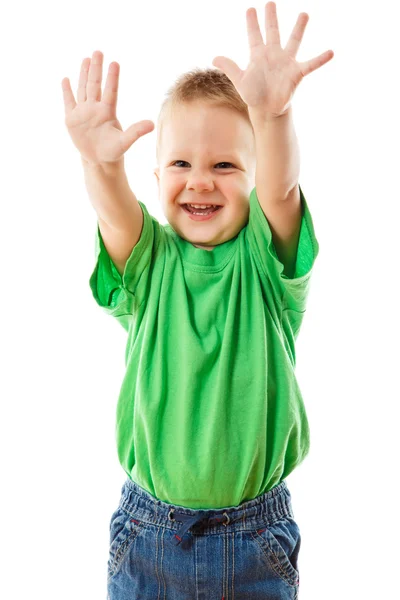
[{"x1": 188, "y1": 204, "x2": 214, "y2": 208}]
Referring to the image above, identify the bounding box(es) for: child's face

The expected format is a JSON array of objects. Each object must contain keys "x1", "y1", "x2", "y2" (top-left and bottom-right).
[{"x1": 154, "y1": 101, "x2": 256, "y2": 250}]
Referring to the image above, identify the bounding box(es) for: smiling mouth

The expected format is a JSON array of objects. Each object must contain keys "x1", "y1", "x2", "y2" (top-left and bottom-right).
[{"x1": 182, "y1": 204, "x2": 222, "y2": 216}]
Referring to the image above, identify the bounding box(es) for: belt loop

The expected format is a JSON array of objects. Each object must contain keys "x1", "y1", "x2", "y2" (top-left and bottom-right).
[{"x1": 223, "y1": 511, "x2": 230, "y2": 526}]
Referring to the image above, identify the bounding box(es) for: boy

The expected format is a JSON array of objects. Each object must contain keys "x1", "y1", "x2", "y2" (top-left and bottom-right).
[{"x1": 62, "y1": 3, "x2": 333, "y2": 598}]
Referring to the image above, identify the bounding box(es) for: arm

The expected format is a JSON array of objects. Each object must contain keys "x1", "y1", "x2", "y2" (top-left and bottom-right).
[
  {"x1": 82, "y1": 157, "x2": 144, "y2": 277},
  {"x1": 62, "y1": 50, "x2": 154, "y2": 277},
  {"x1": 212, "y1": 3, "x2": 333, "y2": 277},
  {"x1": 248, "y1": 106, "x2": 301, "y2": 278}
]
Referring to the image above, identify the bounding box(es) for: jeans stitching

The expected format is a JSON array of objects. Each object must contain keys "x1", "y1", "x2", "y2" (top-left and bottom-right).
[
  {"x1": 107, "y1": 520, "x2": 143, "y2": 582},
  {"x1": 231, "y1": 531, "x2": 235, "y2": 600},
  {"x1": 250, "y1": 530, "x2": 299, "y2": 588}
]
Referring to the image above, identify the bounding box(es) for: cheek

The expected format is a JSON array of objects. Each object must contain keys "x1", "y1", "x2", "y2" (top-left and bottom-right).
[
  {"x1": 159, "y1": 180, "x2": 178, "y2": 202},
  {"x1": 224, "y1": 180, "x2": 244, "y2": 197},
  {"x1": 164, "y1": 177, "x2": 184, "y2": 196}
]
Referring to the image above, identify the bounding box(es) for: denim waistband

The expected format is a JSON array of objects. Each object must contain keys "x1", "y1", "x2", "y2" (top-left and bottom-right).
[{"x1": 117, "y1": 478, "x2": 294, "y2": 548}]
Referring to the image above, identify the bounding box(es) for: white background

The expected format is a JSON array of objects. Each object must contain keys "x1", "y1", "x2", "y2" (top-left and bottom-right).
[{"x1": 1, "y1": 0, "x2": 399, "y2": 598}]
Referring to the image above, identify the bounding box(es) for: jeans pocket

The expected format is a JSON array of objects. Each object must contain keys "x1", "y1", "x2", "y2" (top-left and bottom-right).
[
  {"x1": 108, "y1": 506, "x2": 143, "y2": 582},
  {"x1": 250, "y1": 516, "x2": 301, "y2": 587}
]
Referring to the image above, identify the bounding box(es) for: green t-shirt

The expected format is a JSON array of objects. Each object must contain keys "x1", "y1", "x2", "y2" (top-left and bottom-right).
[{"x1": 89, "y1": 185, "x2": 319, "y2": 509}]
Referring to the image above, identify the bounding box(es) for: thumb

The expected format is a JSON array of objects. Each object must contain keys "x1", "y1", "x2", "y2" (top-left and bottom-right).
[
  {"x1": 121, "y1": 120, "x2": 155, "y2": 153},
  {"x1": 212, "y1": 56, "x2": 243, "y2": 88}
]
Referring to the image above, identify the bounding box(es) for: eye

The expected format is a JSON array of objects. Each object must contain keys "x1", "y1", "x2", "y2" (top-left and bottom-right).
[
  {"x1": 172, "y1": 161, "x2": 235, "y2": 168},
  {"x1": 216, "y1": 162, "x2": 235, "y2": 169}
]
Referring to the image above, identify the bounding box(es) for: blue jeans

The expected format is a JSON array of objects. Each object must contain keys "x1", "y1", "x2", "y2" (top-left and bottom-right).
[{"x1": 107, "y1": 477, "x2": 301, "y2": 599}]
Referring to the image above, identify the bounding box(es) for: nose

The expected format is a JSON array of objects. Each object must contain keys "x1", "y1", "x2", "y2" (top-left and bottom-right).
[{"x1": 186, "y1": 172, "x2": 215, "y2": 193}]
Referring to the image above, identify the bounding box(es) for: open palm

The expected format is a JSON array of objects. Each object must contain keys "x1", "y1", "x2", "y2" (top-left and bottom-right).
[{"x1": 212, "y1": 2, "x2": 334, "y2": 116}]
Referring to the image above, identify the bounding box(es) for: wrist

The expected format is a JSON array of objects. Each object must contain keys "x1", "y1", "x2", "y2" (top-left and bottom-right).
[
  {"x1": 81, "y1": 156, "x2": 125, "y2": 175},
  {"x1": 248, "y1": 105, "x2": 292, "y2": 125}
]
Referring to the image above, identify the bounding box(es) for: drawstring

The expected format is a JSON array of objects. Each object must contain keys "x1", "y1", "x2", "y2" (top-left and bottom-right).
[
  {"x1": 168, "y1": 508, "x2": 230, "y2": 546},
  {"x1": 169, "y1": 509, "x2": 232, "y2": 599}
]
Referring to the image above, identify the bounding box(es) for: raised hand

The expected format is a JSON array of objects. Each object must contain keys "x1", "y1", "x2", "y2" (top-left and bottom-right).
[
  {"x1": 212, "y1": 2, "x2": 334, "y2": 117},
  {"x1": 62, "y1": 51, "x2": 154, "y2": 165}
]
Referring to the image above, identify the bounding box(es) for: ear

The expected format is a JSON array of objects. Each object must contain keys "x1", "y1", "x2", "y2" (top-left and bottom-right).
[{"x1": 154, "y1": 168, "x2": 160, "y2": 200}]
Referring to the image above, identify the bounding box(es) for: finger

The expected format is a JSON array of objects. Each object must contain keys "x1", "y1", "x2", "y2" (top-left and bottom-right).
[
  {"x1": 61, "y1": 77, "x2": 77, "y2": 117},
  {"x1": 265, "y1": 1, "x2": 281, "y2": 47},
  {"x1": 86, "y1": 50, "x2": 103, "y2": 102},
  {"x1": 212, "y1": 56, "x2": 243, "y2": 89},
  {"x1": 102, "y1": 61, "x2": 120, "y2": 109},
  {"x1": 121, "y1": 120, "x2": 155, "y2": 154},
  {"x1": 299, "y1": 49, "x2": 334, "y2": 77},
  {"x1": 77, "y1": 57, "x2": 90, "y2": 103},
  {"x1": 285, "y1": 13, "x2": 309, "y2": 58},
  {"x1": 246, "y1": 7, "x2": 264, "y2": 51}
]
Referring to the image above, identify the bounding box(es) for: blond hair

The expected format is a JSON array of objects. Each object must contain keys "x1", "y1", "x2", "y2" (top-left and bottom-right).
[{"x1": 156, "y1": 67, "x2": 253, "y2": 164}]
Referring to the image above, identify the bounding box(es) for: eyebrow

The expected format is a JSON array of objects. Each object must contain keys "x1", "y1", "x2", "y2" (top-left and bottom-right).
[{"x1": 164, "y1": 152, "x2": 244, "y2": 163}]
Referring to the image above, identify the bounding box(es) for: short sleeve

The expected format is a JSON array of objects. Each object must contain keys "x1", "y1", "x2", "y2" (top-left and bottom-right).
[
  {"x1": 89, "y1": 201, "x2": 158, "y2": 330},
  {"x1": 245, "y1": 184, "x2": 319, "y2": 355},
  {"x1": 246, "y1": 184, "x2": 319, "y2": 311}
]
